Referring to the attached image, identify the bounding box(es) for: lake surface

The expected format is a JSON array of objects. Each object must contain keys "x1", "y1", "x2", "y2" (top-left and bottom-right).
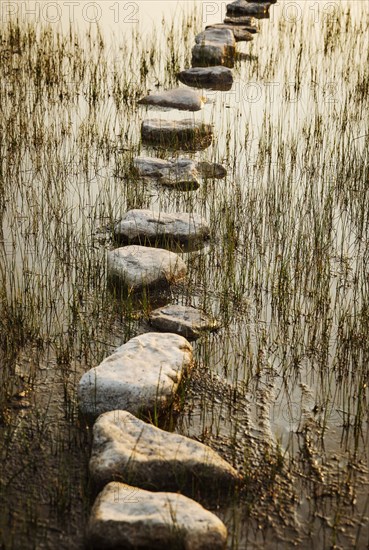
[{"x1": 0, "y1": 1, "x2": 368, "y2": 548}]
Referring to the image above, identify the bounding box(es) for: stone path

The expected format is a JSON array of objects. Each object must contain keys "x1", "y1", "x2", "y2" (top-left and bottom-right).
[{"x1": 79, "y1": 1, "x2": 277, "y2": 547}]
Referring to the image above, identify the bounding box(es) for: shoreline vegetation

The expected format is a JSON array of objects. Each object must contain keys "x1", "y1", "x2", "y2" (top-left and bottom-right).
[{"x1": 1, "y1": 1, "x2": 368, "y2": 548}]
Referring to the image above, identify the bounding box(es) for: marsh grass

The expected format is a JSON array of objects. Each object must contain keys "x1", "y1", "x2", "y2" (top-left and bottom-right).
[{"x1": 1, "y1": 0, "x2": 369, "y2": 548}]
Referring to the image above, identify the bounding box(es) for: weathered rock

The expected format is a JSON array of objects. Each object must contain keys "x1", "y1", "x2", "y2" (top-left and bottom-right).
[
  {"x1": 226, "y1": 0, "x2": 271, "y2": 18},
  {"x1": 138, "y1": 88, "x2": 204, "y2": 112},
  {"x1": 87, "y1": 482, "x2": 228, "y2": 550},
  {"x1": 206, "y1": 23, "x2": 254, "y2": 42},
  {"x1": 106, "y1": 245, "x2": 186, "y2": 292},
  {"x1": 177, "y1": 66, "x2": 233, "y2": 91},
  {"x1": 89, "y1": 410, "x2": 241, "y2": 493},
  {"x1": 113, "y1": 210, "x2": 210, "y2": 248},
  {"x1": 141, "y1": 119, "x2": 213, "y2": 150},
  {"x1": 224, "y1": 15, "x2": 259, "y2": 30},
  {"x1": 196, "y1": 161, "x2": 227, "y2": 179},
  {"x1": 149, "y1": 304, "x2": 219, "y2": 340},
  {"x1": 133, "y1": 157, "x2": 200, "y2": 190},
  {"x1": 192, "y1": 29, "x2": 236, "y2": 68},
  {"x1": 132, "y1": 157, "x2": 227, "y2": 189},
  {"x1": 78, "y1": 332, "x2": 193, "y2": 419}
]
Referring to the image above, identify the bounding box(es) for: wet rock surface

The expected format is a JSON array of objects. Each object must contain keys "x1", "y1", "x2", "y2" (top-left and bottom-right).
[
  {"x1": 138, "y1": 88, "x2": 204, "y2": 111},
  {"x1": 113, "y1": 210, "x2": 210, "y2": 248},
  {"x1": 78, "y1": 332, "x2": 193, "y2": 419},
  {"x1": 106, "y1": 245, "x2": 187, "y2": 291},
  {"x1": 141, "y1": 118, "x2": 213, "y2": 150},
  {"x1": 192, "y1": 28, "x2": 236, "y2": 68},
  {"x1": 89, "y1": 410, "x2": 241, "y2": 492},
  {"x1": 149, "y1": 304, "x2": 219, "y2": 340},
  {"x1": 177, "y1": 66, "x2": 233, "y2": 91},
  {"x1": 87, "y1": 481, "x2": 228, "y2": 550},
  {"x1": 133, "y1": 157, "x2": 200, "y2": 189}
]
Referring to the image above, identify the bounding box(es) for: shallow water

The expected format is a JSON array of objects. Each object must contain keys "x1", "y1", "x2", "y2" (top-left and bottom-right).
[{"x1": 1, "y1": 1, "x2": 368, "y2": 548}]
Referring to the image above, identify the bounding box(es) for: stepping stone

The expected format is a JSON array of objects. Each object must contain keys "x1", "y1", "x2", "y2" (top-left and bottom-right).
[
  {"x1": 196, "y1": 161, "x2": 227, "y2": 179},
  {"x1": 133, "y1": 157, "x2": 227, "y2": 188},
  {"x1": 113, "y1": 210, "x2": 210, "y2": 248},
  {"x1": 226, "y1": 0, "x2": 271, "y2": 18},
  {"x1": 138, "y1": 88, "x2": 204, "y2": 111},
  {"x1": 192, "y1": 28, "x2": 236, "y2": 68},
  {"x1": 206, "y1": 23, "x2": 254, "y2": 42},
  {"x1": 89, "y1": 411, "x2": 241, "y2": 493},
  {"x1": 133, "y1": 157, "x2": 200, "y2": 190},
  {"x1": 224, "y1": 15, "x2": 259, "y2": 30},
  {"x1": 106, "y1": 245, "x2": 186, "y2": 292},
  {"x1": 141, "y1": 119, "x2": 213, "y2": 150},
  {"x1": 78, "y1": 332, "x2": 193, "y2": 420},
  {"x1": 87, "y1": 482, "x2": 228, "y2": 550},
  {"x1": 149, "y1": 304, "x2": 219, "y2": 340},
  {"x1": 177, "y1": 66, "x2": 233, "y2": 91}
]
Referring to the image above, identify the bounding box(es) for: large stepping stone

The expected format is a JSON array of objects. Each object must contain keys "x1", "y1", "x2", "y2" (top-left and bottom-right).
[
  {"x1": 192, "y1": 28, "x2": 236, "y2": 68},
  {"x1": 113, "y1": 210, "x2": 210, "y2": 248},
  {"x1": 206, "y1": 23, "x2": 254, "y2": 42},
  {"x1": 149, "y1": 304, "x2": 219, "y2": 340},
  {"x1": 177, "y1": 66, "x2": 233, "y2": 91},
  {"x1": 141, "y1": 119, "x2": 213, "y2": 150},
  {"x1": 78, "y1": 332, "x2": 193, "y2": 419},
  {"x1": 89, "y1": 410, "x2": 241, "y2": 493},
  {"x1": 226, "y1": 0, "x2": 272, "y2": 18},
  {"x1": 87, "y1": 482, "x2": 228, "y2": 550},
  {"x1": 133, "y1": 157, "x2": 200, "y2": 190},
  {"x1": 138, "y1": 88, "x2": 204, "y2": 111},
  {"x1": 133, "y1": 157, "x2": 227, "y2": 188},
  {"x1": 106, "y1": 245, "x2": 186, "y2": 292}
]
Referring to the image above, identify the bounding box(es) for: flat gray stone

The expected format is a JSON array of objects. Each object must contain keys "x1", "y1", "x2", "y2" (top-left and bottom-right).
[
  {"x1": 106, "y1": 245, "x2": 186, "y2": 292},
  {"x1": 206, "y1": 23, "x2": 254, "y2": 42},
  {"x1": 138, "y1": 88, "x2": 204, "y2": 111},
  {"x1": 87, "y1": 482, "x2": 228, "y2": 550},
  {"x1": 114, "y1": 210, "x2": 210, "y2": 248},
  {"x1": 141, "y1": 119, "x2": 213, "y2": 150},
  {"x1": 192, "y1": 29, "x2": 236, "y2": 68},
  {"x1": 89, "y1": 410, "x2": 241, "y2": 493},
  {"x1": 133, "y1": 157, "x2": 200, "y2": 190},
  {"x1": 226, "y1": 0, "x2": 271, "y2": 18},
  {"x1": 149, "y1": 304, "x2": 219, "y2": 340},
  {"x1": 177, "y1": 66, "x2": 233, "y2": 91},
  {"x1": 78, "y1": 332, "x2": 193, "y2": 419}
]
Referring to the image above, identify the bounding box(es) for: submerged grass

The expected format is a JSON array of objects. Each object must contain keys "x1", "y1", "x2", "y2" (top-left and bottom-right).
[{"x1": 0, "y1": 0, "x2": 369, "y2": 549}]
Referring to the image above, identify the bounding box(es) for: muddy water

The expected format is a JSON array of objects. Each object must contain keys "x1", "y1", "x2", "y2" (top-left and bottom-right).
[{"x1": 1, "y1": 1, "x2": 369, "y2": 549}]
